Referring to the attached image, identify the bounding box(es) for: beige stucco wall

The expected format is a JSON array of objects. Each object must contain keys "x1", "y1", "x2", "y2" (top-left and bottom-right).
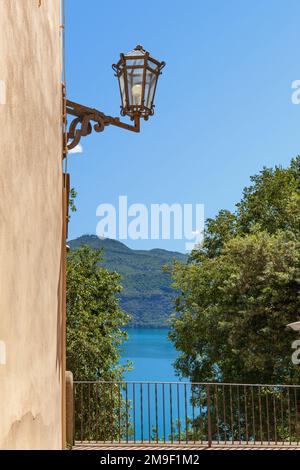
[{"x1": 0, "y1": 0, "x2": 63, "y2": 449}]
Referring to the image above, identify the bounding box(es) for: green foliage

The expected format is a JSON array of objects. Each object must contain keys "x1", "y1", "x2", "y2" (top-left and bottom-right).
[
  {"x1": 237, "y1": 157, "x2": 300, "y2": 235},
  {"x1": 74, "y1": 382, "x2": 132, "y2": 442},
  {"x1": 67, "y1": 246, "x2": 133, "y2": 441},
  {"x1": 68, "y1": 187, "x2": 77, "y2": 221},
  {"x1": 68, "y1": 235, "x2": 187, "y2": 327},
  {"x1": 66, "y1": 245, "x2": 131, "y2": 381},
  {"x1": 170, "y1": 157, "x2": 300, "y2": 384},
  {"x1": 198, "y1": 210, "x2": 237, "y2": 260}
]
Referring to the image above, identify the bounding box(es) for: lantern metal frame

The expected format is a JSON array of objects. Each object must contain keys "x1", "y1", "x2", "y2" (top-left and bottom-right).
[
  {"x1": 112, "y1": 45, "x2": 165, "y2": 121},
  {"x1": 65, "y1": 45, "x2": 165, "y2": 153}
]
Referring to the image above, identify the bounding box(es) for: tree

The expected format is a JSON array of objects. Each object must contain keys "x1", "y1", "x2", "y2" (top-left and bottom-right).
[
  {"x1": 170, "y1": 157, "x2": 300, "y2": 385},
  {"x1": 67, "y1": 245, "x2": 131, "y2": 381},
  {"x1": 66, "y1": 246, "x2": 131, "y2": 441}
]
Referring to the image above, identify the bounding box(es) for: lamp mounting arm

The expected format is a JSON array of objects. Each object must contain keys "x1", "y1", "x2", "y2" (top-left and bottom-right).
[{"x1": 66, "y1": 100, "x2": 140, "y2": 151}]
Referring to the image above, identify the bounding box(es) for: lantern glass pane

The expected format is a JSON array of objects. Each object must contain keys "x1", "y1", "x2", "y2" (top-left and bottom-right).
[
  {"x1": 145, "y1": 69, "x2": 157, "y2": 109},
  {"x1": 148, "y1": 58, "x2": 159, "y2": 73},
  {"x1": 118, "y1": 73, "x2": 127, "y2": 108},
  {"x1": 125, "y1": 58, "x2": 144, "y2": 67},
  {"x1": 127, "y1": 67, "x2": 144, "y2": 106},
  {"x1": 124, "y1": 54, "x2": 145, "y2": 108}
]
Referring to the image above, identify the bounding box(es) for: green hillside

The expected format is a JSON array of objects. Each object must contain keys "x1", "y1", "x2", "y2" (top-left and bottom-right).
[{"x1": 68, "y1": 235, "x2": 187, "y2": 327}]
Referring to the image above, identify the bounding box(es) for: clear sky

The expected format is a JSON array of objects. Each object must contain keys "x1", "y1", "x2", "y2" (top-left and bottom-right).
[{"x1": 65, "y1": 0, "x2": 300, "y2": 253}]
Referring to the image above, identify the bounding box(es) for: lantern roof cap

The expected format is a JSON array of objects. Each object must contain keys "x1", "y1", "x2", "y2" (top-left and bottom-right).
[{"x1": 124, "y1": 45, "x2": 147, "y2": 57}]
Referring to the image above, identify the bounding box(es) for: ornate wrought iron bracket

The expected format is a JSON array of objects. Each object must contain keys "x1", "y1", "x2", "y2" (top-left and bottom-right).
[{"x1": 66, "y1": 100, "x2": 140, "y2": 152}]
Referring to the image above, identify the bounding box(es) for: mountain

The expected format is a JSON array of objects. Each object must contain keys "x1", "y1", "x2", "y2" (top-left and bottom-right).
[{"x1": 68, "y1": 235, "x2": 187, "y2": 327}]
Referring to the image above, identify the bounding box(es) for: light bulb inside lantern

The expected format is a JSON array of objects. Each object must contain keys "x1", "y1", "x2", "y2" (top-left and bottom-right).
[{"x1": 132, "y1": 84, "x2": 142, "y2": 105}]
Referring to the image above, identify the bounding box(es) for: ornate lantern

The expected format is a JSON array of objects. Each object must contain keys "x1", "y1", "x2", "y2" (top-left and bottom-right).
[{"x1": 113, "y1": 45, "x2": 165, "y2": 121}]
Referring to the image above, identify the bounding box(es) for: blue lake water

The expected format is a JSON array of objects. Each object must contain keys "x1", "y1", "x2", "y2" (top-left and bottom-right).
[
  {"x1": 121, "y1": 328, "x2": 178, "y2": 382},
  {"x1": 119, "y1": 328, "x2": 195, "y2": 441}
]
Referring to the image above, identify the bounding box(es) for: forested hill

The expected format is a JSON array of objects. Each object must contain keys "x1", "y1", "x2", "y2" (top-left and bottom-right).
[{"x1": 68, "y1": 235, "x2": 187, "y2": 327}]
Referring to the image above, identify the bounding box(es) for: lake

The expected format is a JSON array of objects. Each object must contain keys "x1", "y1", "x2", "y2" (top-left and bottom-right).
[
  {"x1": 119, "y1": 328, "x2": 194, "y2": 441},
  {"x1": 121, "y1": 328, "x2": 178, "y2": 382}
]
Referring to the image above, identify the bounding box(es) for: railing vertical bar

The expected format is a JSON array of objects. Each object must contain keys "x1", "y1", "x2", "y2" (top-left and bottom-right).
[
  {"x1": 100, "y1": 383, "x2": 105, "y2": 444},
  {"x1": 170, "y1": 384, "x2": 174, "y2": 443},
  {"x1": 133, "y1": 383, "x2": 136, "y2": 443},
  {"x1": 199, "y1": 386, "x2": 204, "y2": 444},
  {"x1": 110, "y1": 383, "x2": 113, "y2": 443},
  {"x1": 258, "y1": 386, "x2": 263, "y2": 445},
  {"x1": 118, "y1": 384, "x2": 121, "y2": 444},
  {"x1": 244, "y1": 385, "x2": 248, "y2": 445},
  {"x1": 192, "y1": 385, "x2": 196, "y2": 444},
  {"x1": 73, "y1": 384, "x2": 76, "y2": 442},
  {"x1": 295, "y1": 388, "x2": 299, "y2": 445},
  {"x1": 177, "y1": 383, "x2": 181, "y2": 443},
  {"x1": 103, "y1": 383, "x2": 106, "y2": 444},
  {"x1": 206, "y1": 384, "x2": 212, "y2": 447},
  {"x1": 162, "y1": 384, "x2": 166, "y2": 444},
  {"x1": 229, "y1": 385, "x2": 234, "y2": 444},
  {"x1": 184, "y1": 384, "x2": 188, "y2": 443},
  {"x1": 215, "y1": 384, "x2": 221, "y2": 443},
  {"x1": 88, "y1": 383, "x2": 91, "y2": 443},
  {"x1": 266, "y1": 392, "x2": 270, "y2": 445},
  {"x1": 96, "y1": 383, "x2": 99, "y2": 443},
  {"x1": 125, "y1": 383, "x2": 129, "y2": 443},
  {"x1": 251, "y1": 386, "x2": 256, "y2": 445},
  {"x1": 273, "y1": 391, "x2": 277, "y2": 445},
  {"x1": 237, "y1": 385, "x2": 241, "y2": 444},
  {"x1": 155, "y1": 383, "x2": 158, "y2": 443},
  {"x1": 80, "y1": 383, "x2": 83, "y2": 443},
  {"x1": 281, "y1": 387, "x2": 284, "y2": 445},
  {"x1": 288, "y1": 388, "x2": 291, "y2": 445},
  {"x1": 222, "y1": 384, "x2": 227, "y2": 444},
  {"x1": 147, "y1": 383, "x2": 151, "y2": 443},
  {"x1": 140, "y1": 384, "x2": 144, "y2": 443}
]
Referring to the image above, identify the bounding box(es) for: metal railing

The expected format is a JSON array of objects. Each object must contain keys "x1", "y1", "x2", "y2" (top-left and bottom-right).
[{"x1": 73, "y1": 381, "x2": 300, "y2": 446}]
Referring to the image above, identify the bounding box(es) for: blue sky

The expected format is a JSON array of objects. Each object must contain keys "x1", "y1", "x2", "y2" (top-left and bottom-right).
[{"x1": 65, "y1": 0, "x2": 300, "y2": 253}]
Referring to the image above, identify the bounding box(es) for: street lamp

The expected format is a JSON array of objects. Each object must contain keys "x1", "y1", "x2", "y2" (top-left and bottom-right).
[
  {"x1": 113, "y1": 44, "x2": 165, "y2": 121},
  {"x1": 65, "y1": 45, "x2": 165, "y2": 152}
]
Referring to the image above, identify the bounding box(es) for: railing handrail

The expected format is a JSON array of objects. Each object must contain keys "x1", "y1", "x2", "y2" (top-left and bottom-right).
[
  {"x1": 73, "y1": 379, "x2": 300, "y2": 446},
  {"x1": 74, "y1": 380, "x2": 300, "y2": 388}
]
